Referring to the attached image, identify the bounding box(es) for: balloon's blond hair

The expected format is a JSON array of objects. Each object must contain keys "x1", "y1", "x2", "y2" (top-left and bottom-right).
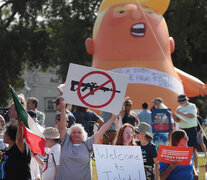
[{"x1": 99, "y1": 0, "x2": 170, "y2": 15}]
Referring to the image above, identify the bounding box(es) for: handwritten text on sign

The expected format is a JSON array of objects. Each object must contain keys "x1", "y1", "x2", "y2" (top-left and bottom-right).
[
  {"x1": 111, "y1": 67, "x2": 184, "y2": 95},
  {"x1": 93, "y1": 144, "x2": 146, "y2": 180},
  {"x1": 157, "y1": 145, "x2": 193, "y2": 165}
]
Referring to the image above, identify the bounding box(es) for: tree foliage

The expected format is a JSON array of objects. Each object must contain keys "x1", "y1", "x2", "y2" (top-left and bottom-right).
[
  {"x1": 165, "y1": 0, "x2": 207, "y2": 116},
  {"x1": 0, "y1": 0, "x2": 207, "y2": 117}
]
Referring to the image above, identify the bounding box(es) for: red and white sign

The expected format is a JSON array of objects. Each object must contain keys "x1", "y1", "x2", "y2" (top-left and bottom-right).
[
  {"x1": 157, "y1": 145, "x2": 193, "y2": 165},
  {"x1": 63, "y1": 63, "x2": 128, "y2": 113}
]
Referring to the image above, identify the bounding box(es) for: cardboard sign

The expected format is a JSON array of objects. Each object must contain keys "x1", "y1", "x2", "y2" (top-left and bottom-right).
[
  {"x1": 63, "y1": 63, "x2": 128, "y2": 113},
  {"x1": 93, "y1": 145, "x2": 146, "y2": 180},
  {"x1": 157, "y1": 145, "x2": 193, "y2": 165},
  {"x1": 151, "y1": 109, "x2": 172, "y2": 133}
]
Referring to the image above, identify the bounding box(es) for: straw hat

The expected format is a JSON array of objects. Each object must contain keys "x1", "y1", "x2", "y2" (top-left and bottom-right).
[
  {"x1": 135, "y1": 122, "x2": 153, "y2": 139},
  {"x1": 43, "y1": 127, "x2": 60, "y2": 139}
]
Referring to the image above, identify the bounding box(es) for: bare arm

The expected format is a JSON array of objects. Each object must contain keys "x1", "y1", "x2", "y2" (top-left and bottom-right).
[
  {"x1": 94, "y1": 114, "x2": 119, "y2": 144},
  {"x1": 59, "y1": 98, "x2": 67, "y2": 142},
  {"x1": 54, "y1": 166, "x2": 59, "y2": 180},
  {"x1": 132, "y1": 111, "x2": 140, "y2": 125},
  {"x1": 160, "y1": 162, "x2": 178, "y2": 180},
  {"x1": 97, "y1": 118, "x2": 104, "y2": 130},
  {"x1": 114, "y1": 118, "x2": 120, "y2": 130},
  {"x1": 32, "y1": 153, "x2": 44, "y2": 169},
  {"x1": 175, "y1": 110, "x2": 195, "y2": 118},
  {"x1": 16, "y1": 121, "x2": 25, "y2": 153},
  {"x1": 153, "y1": 158, "x2": 159, "y2": 180}
]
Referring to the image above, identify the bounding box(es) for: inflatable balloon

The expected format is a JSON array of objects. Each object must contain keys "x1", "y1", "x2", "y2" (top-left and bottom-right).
[{"x1": 85, "y1": 0, "x2": 207, "y2": 111}]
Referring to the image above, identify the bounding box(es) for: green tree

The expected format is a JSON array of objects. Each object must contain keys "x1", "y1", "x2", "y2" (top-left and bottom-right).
[
  {"x1": 165, "y1": 0, "x2": 207, "y2": 116},
  {"x1": 0, "y1": 0, "x2": 57, "y2": 105}
]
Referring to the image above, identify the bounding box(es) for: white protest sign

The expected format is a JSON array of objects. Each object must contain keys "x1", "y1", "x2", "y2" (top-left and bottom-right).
[
  {"x1": 63, "y1": 63, "x2": 128, "y2": 113},
  {"x1": 93, "y1": 144, "x2": 146, "y2": 180}
]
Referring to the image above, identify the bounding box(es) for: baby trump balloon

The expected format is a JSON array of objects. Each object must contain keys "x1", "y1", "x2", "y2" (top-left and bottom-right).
[{"x1": 85, "y1": 0, "x2": 207, "y2": 111}]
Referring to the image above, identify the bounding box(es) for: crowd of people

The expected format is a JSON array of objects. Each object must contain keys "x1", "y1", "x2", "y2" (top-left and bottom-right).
[{"x1": 0, "y1": 92, "x2": 206, "y2": 180}]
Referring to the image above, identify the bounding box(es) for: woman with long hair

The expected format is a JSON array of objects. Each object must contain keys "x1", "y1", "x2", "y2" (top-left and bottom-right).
[
  {"x1": 159, "y1": 129, "x2": 198, "y2": 180},
  {"x1": 120, "y1": 97, "x2": 139, "y2": 127},
  {"x1": 114, "y1": 123, "x2": 136, "y2": 146}
]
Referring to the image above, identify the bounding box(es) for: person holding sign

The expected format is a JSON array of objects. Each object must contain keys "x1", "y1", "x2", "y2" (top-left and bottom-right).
[
  {"x1": 172, "y1": 94, "x2": 199, "y2": 173},
  {"x1": 135, "y1": 122, "x2": 159, "y2": 180},
  {"x1": 56, "y1": 98, "x2": 119, "y2": 180},
  {"x1": 159, "y1": 129, "x2": 198, "y2": 180}
]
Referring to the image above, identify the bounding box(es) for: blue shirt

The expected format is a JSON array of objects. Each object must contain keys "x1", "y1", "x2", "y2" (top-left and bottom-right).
[
  {"x1": 159, "y1": 156, "x2": 194, "y2": 180},
  {"x1": 138, "y1": 109, "x2": 151, "y2": 125}
]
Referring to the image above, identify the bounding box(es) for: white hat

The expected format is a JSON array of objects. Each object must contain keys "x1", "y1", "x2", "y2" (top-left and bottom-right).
[{"x1": 43, "y1": 127, "x2": 60, "y2": 139}]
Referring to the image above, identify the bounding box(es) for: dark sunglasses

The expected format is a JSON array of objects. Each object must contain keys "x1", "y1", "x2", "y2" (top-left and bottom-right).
[{"x1": 125, "y1": 104, "x2": 132, "y2": 107}]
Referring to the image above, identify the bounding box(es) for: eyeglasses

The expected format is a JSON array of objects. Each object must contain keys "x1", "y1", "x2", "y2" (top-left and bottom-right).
[{"x1": 125, "y1": 104, "x2": 132, "y2": 107}]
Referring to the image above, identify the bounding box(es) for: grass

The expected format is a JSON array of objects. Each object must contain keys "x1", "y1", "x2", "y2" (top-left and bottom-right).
[
  {"x1": 92, "y1": 156, "x2": 207, "y2": 180},
  {"x1": 198, "y1": 156, "x2": 207, "y2": 180}
]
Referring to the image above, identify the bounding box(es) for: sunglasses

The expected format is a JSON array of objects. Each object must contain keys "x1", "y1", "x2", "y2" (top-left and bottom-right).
[{"x1": 125, "y1": 104, "x2": 132, "y2": 107}]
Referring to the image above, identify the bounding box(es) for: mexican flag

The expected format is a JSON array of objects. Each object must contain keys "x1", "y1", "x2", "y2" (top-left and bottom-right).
[{"x1": 10, "y1": 87, "x2": 46, "y2": 155}]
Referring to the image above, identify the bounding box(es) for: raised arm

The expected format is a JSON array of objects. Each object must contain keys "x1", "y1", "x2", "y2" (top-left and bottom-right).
[
  {"x1": 59, "y1": 98, "x2": 67, "y2": 142},
  {"x1": 16, "y1": 121, "x2": 25, "y2": 153},
  {"x1": 94, "y1": 114, "x2": 119, "y2": 144},
  {"x1": 96, "y1": 118, "x2": 104, "y2": 130}
]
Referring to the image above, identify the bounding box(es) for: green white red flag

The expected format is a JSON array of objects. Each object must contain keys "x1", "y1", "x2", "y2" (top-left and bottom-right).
[{"x1": 10, "y1": 87, "x2": 46, "y2": 155}]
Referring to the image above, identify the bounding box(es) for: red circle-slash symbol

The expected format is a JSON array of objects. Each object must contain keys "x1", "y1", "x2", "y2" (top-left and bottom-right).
[{"x1": 77, "y1": 71, "x2": 116, "y2": 108}]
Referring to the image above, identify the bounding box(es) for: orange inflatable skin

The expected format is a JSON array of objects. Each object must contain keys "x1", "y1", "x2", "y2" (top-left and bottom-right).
[{"x1": 86, "y1": 1, "x2": 207, "y2": 111}]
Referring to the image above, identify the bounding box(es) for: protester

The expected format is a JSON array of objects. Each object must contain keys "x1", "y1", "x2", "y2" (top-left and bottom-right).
[
  {"x1": 56, "y1": 98, "x2": 118, "y2": 180},
  {"x1": 53, "y1": 96, "x2": 76, "y2": 128},
  {"x1": 120, "y1": 97, "x2": 139, "y2": 127},
  {"x1": 27, "y1": 97, "x2": 45, "y2": 126},
  {"x1": 151, "y1": 97, "x2": 170, "y2": 148},
  {"x1": 172, "y1": 94, "x2": 199, "y2": 173},
  {"x1": 33, "y1": 127, "x2": 61, "y2": 180},
  {"x1": 100, "y1": 111, "x2": 119, "y2": 144},
  {"x1": 135, "y1": 122, "x2": 159, "y2": 180},
  {"x1": 73, "y1": 105, "x2": 104, "y2": 137},
  {"x1": 0, "y1": 121, "x2": 31, "y2": 179},
  {"x1": 159, "y1": 129, "x2": 198, "y2": 180},
  {"x1": 114, "y1": 123, "x2": 136, "y2": 146},
  {"x1": 138, "y1": 102, "x2": 152, "y2": 125}
]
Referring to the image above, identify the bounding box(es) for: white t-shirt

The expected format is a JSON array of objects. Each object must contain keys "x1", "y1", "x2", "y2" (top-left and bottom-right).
[
  {"x1": 177, "y1": 103, "x2": 197, "y2": 128},
  {"x1": 42, "y1": 143, "x2": 61, "y2": 180}
]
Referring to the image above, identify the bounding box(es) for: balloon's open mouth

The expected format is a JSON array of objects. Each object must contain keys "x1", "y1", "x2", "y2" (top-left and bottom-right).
[{"x1": 131, "y1": 23, "x2": 145, "y2": 37}]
